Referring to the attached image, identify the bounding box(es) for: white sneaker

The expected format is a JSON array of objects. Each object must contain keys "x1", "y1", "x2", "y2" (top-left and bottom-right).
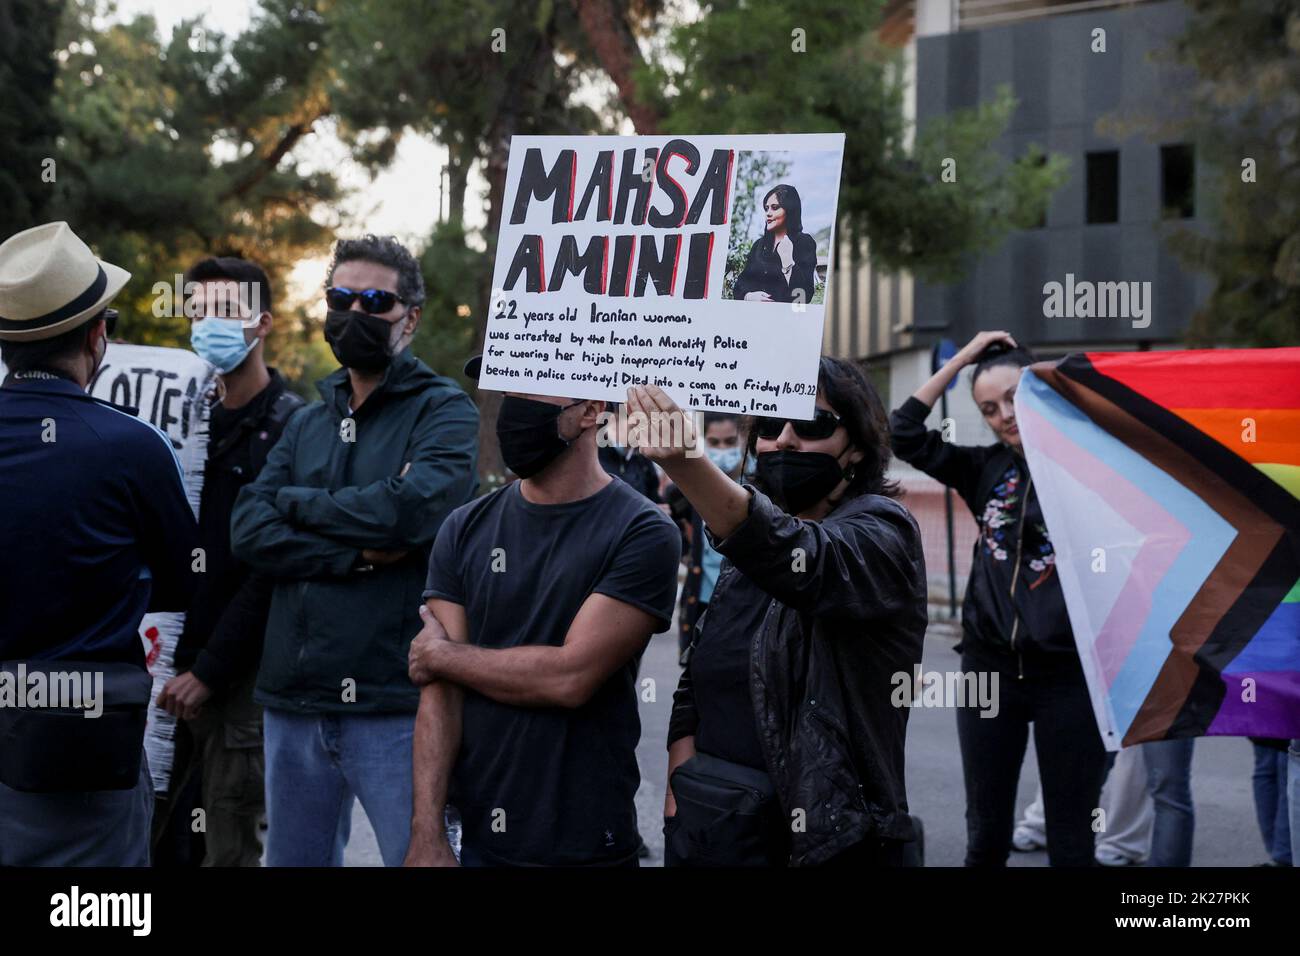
[
  {"x1": 1012, "y1": 826, "x2": 1045, "y2": 852},
  {"x1": 1095, "y1": 846, "x2": 1138, "y2": 867}
]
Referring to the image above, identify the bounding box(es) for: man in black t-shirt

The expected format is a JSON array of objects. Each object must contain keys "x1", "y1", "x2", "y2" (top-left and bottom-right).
[{"x1": 405, "y1": 372, "x2": 681, "y2": 867}]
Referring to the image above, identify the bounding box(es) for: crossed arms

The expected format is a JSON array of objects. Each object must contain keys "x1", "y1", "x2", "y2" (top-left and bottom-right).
[{"x1": 402, "y1": 592, "x2": 660, "y2": 866}]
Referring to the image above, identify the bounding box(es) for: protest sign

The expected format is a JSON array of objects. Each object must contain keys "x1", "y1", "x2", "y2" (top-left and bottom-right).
[
  {"x1": 481, "y1": 133, "x2": 845, "y2": 419},
  {"x1": 89, "y1": 344, "x2": 215, "y2": 792}
]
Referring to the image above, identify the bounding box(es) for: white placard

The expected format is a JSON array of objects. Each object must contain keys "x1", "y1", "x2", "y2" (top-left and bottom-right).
[
  {"x1": 482, "y1": 134, "x2": 845, "y2": 419},
  {"x1": 90, "y1": 344, "x2": 215, "y2": 793}
]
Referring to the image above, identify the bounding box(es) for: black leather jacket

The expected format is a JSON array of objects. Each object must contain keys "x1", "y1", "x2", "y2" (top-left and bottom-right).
[{"x1": 667, "y1": 485, "x2": 927, "y2": 866}]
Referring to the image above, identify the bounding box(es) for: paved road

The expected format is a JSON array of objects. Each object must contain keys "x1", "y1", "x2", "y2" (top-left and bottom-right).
[{"x1": 345, "y1": 623, "x2": 1268, "y2": 867}]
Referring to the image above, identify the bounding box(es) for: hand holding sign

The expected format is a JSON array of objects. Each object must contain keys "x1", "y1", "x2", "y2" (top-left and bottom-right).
[
  {"x1": 628, "y1": 383, "x2": 753, "y2": 541},
  {"x1": 480, "y1": 134, "x2": 845, "y2": 420},
  {"x1": 625, "y1": 384, "x2": 698, "y2": 464}
]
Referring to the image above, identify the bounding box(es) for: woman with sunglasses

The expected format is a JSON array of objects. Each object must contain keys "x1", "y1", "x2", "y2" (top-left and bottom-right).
[
  {"x1": 626, "y1": 357, "x2": 927, "y2": 867},
  {"x1": 888, "y1": 330, "x2": 1109, "y2": 867}
]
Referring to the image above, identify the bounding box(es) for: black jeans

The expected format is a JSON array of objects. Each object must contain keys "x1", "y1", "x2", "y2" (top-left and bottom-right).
[{"x1": 956, "y1": 644, "x2": 1109, "y2": 867}]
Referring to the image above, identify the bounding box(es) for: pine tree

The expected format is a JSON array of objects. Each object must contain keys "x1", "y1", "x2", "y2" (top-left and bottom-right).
[{"x1": 0, "y1": 0, "x2": 63, "y2": 236}]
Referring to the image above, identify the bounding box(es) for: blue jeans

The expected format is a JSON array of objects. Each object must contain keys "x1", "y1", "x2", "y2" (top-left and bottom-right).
[
  {"x1": 1289, "y1": 740, "x2": 1300, "y2": 866},
  {"x1": 263, "y1": 709, "x2": 414, "y2": 867},
  {"x1": 1250, "y1": 743, "x2": 1292, "y2": 865},
  {"x1": 1143, "y1": 738, "x2": 1195, "y2": 866}
]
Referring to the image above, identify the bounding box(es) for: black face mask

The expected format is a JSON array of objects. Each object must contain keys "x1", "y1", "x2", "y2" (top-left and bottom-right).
[
  {"x1": 756, "y1": 450, "x2": 853, "y2": 514},
  {"x1": 324, "y1": 308, "x2": 398, "y2": 373},
  {"x1": 496, "y1": 396, "x2": 584, "y2": 478}
]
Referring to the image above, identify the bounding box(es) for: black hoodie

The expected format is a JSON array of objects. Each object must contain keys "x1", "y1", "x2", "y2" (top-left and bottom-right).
[{"x1": 890, "y1": 396, "x2": 1076, "y2": 661}]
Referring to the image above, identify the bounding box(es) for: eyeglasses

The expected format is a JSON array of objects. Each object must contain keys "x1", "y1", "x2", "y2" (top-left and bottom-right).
[
  {"x1": 99, "y1": 308, "x2": 118, "y2": 337},
  {"x1": 325, "y1": 286, "x2": 406, "y2": 315},
  {"x1": 755, "y1": 407, "x2": 842, "y2": 441}
]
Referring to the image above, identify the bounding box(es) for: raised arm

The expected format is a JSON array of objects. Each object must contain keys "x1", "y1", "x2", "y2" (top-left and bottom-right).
[
  {"x1": 889, "y1": 331, "x2": 1017, "y2": 502},
  {"x1": 911, "y1": 330, "x2": 1016, "y2": 408},
  {"x1": 716, "y1": 488, "x2": 925, "y2": 621},
  {"x1": 404, "y1": 597, "x2": 468, "y2": 868}
]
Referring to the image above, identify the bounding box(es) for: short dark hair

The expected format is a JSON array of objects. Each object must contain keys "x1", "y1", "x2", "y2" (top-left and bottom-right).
[
  {"x1": 0, "y1": 314, "x2": 100, "y2": 376},
  {"x1": 327, "y1": 234, "x2": 425, "y2": 308},
  {"x1": 743, "y1": 355, "x2": 900, "y2": 500},
  {"x1": 185, "y1": 256, "x2": 273, "y2": 316},
  {"x1": 970, "y1": 341, "x2": 1036, "y2": 394}
]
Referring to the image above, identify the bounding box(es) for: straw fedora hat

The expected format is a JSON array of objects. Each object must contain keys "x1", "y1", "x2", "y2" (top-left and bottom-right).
[{"x1": 0, "y1": 221, "x2": 130, "y2": 342}]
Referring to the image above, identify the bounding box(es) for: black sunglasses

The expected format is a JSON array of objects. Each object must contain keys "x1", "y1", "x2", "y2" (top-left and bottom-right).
[
  {"x1": 325, "y1": 286, "x2": 406, "y2": 315},
  {"x1": 98, "y1": 308, "x2": 118, "y2": 337},
  {"x1": 755, "y1": 407, "x2": 842, "y2": 441}
]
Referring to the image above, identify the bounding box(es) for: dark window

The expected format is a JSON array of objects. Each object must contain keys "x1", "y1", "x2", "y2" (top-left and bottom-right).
[
  {"x1": 1161, "y1": 143, "x2": 1195, "y2": 219},
  {"x1": 1086, "y1": 151, "x2": 1119, "y2": 224},
  {"x1": 1032, "y1": 153, "x2": 1048, "y2": 229}
]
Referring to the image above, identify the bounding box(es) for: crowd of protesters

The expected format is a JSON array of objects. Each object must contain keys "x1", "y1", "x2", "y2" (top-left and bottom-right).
[{"x1": 0, "y1": 221, "x2": 1295, "y2": 868}]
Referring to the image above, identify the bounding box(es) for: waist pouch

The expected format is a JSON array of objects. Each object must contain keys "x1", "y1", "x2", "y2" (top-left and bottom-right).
[
  {"x1": 0, "y1": 660, "x2": 151, "y2": 793},
  {"x1": 665, "y1": 752, "x2": 784, "y2": 866}
]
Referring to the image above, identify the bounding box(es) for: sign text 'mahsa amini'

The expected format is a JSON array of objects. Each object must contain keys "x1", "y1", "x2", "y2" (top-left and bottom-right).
[{"x1": 502, "y1": 141, "x2": 735, "y2": 300}]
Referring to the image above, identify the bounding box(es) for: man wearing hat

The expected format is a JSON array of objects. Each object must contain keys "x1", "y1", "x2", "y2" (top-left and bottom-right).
[{"x1": 0, "y1": 221, "x2": 200, "y2": 866}]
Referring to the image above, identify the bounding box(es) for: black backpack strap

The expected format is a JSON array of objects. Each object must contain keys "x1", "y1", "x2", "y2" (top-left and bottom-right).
[
  {"x1": 247, "y1": 390, "x2": 304, "y2": 474},
  {"x1": 265, "y1": 390, "x2": 304, "y2": 432}
]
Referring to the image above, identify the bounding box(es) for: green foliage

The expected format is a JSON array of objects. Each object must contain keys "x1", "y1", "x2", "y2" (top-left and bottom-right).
[
  {"x1": 1, "y1": 0, "x2": 1081, "y2": 405},
  {"x1": 644, "y1": 0, "x2": 1066, "y2": 282},
  {"x1": 326, "y1": 0, "x2": 604, "y2": 221},
  {"x1": 1151, "y1": 0, "x2": 1300, "y2": 346},
  {"x1": 410, "y1": 220, "x2": 487, "y2": 388},
  {"x1": 0, "y1": 0, "x2": 62, "y2": 235},
  {"x1": 36, "y1": 0, "x2": 342, "y2": 385}
]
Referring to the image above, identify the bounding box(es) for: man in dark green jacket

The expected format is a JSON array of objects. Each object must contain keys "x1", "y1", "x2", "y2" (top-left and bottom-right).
[{"x1": 231, "y1": 235, "x2": 478, "y2": 866}]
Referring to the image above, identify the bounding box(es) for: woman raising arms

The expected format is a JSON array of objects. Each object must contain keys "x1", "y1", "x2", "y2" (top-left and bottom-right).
[{"x1": 889, "y1": 330, "x2": 1109, "y2": 867}]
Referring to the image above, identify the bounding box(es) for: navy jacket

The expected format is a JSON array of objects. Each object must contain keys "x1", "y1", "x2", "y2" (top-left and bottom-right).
[
  {"x1": 231, "y1": 348, "x2": 479, "y2": 714},
  {"x1": 0, "y1": 375, "x2": 200, "y2": 667}
]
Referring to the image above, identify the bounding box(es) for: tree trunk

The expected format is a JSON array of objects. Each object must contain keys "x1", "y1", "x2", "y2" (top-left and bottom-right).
[
  {"x1": 445, "y1": 137, "x2": 470, "y2": 226},
  {"x1": 571, "y1": 0, "x2": 660, "y2": 133},
  {"x1": 469, "y1": 23, "x2": 562, "y2": 484}
]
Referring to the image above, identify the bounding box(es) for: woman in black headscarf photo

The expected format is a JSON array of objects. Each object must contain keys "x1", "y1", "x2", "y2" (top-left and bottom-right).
[{"x1": 731, "y1": 183, "x2": 818, "y2": 304}]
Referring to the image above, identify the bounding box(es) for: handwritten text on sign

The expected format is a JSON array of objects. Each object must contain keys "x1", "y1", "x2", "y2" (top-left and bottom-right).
[{"x1": 482, "y1": 134, "x2": 845, "y2": 418}]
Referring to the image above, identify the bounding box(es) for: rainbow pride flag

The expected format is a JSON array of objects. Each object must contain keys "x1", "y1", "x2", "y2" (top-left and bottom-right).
[{"x1": 1016, "y1": 348, "x2": 1300, "y2": 750}]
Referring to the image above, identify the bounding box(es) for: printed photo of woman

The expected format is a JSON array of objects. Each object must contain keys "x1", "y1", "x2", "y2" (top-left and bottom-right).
[{"x1": 731, "y1": 184, "x2": 818, "y2": 304}]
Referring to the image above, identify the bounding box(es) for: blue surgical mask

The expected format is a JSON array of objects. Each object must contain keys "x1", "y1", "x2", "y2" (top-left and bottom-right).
[
  {"x1": 191, "y1": 317, "x2": 256, "y2": 373},
  {"x1": 707, "y1": 446, "x2": 743, "y2": 475}
]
